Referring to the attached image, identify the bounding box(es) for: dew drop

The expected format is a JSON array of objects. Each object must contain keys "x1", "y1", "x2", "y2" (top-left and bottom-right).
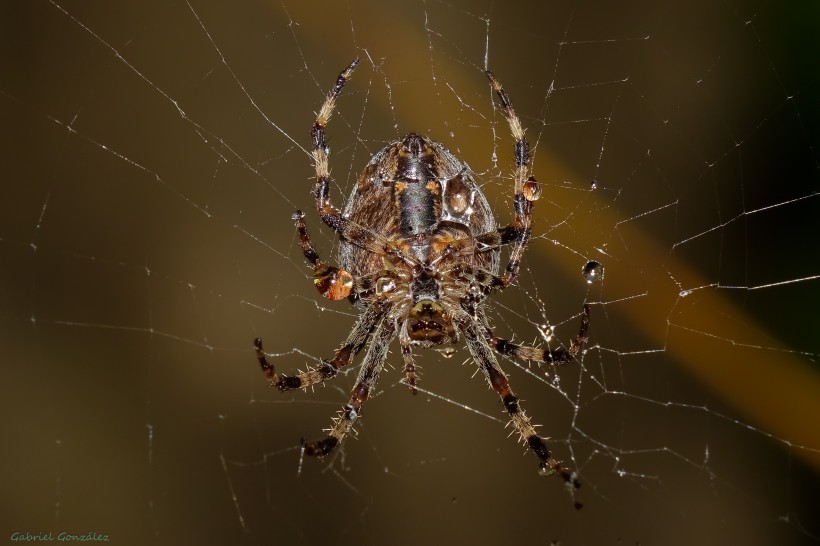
[
  {"x1": 315, "y1": 266, "x2": 353, "y2": 300},
  {"x1": 375, "y1": 276, "x2": 396, "y2": 295},
  {"x1": 523, "y1": 177, "x2": 542, "y2": 201},
  {"x1": 436, "y1": 346, "x2": 457, "y2": 359},
  {"x1": 590, "y1": 180, "x2": 598, "y2": 190},
  {"x1": 581, "y1": 260, "x2": 603, "y2": 283},
  {"x1": 444, "y1": 173, "x2": 474, "y2": 217}
]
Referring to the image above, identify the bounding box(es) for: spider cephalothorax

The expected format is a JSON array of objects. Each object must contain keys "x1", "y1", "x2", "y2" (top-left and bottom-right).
[{"x1": 255, "y1": 60, "x2": 589, "y2": 492}]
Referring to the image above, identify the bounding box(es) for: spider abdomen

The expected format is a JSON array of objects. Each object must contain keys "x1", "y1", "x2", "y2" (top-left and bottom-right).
[{"x1": 340, "y1": 134, "x2": 499, "y2": 281}]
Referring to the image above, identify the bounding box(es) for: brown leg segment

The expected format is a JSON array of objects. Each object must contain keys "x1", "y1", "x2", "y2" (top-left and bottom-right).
[
  {"x1": 457, "y1": 315, "x2": 581, "y2": 493},
  {"x1": 254, "y1": 303, "x2": 385, "y2": 391},
  {"x1": 311, "y1": 60, "x2": 359, "y2": 232},
  {"x1": 400, "y1": 340, "x2": 420, "y2": 395},
  {"x1": 302, "y1": 312, "x2": 395, "y2": 457},
  {"x1": 485, "y1": 71, "x2": 540, "y2": 289},
  {"x1": 486, "y1": 304, "x2": 590, "y2": 364}
]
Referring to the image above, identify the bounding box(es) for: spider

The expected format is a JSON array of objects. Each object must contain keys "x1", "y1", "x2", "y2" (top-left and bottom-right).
[{"x1": 254, "y1": 60, "x2": 590, "y2": 489}]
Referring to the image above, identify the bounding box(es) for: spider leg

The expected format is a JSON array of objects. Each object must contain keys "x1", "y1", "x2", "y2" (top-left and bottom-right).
[
  {"x1": 486, "y1": 304, "x2": 590, "y2": 365},
  {"x1": 486, "y1": 71, "x2": 541, "y2": 290},
  {"x1": 295, "y1": 204, "x2": 416, "y2": 299},
  {"x1": 312, "y1": 59, "x2": 359, "y2": 233},
  {"x1": 303, "y1": 310, "x2": 395, "y2": 457},
  {"x1": 292, "y1": 210, "x2": 358, "y2": 301},
  {"x1": 308, "y1": 61, "x2": 426, "y2": 270},
  {"x1": 474, "y1": 224, "x2": 525, "y2": 249},
  {"x1": 445, "y1": 262, "x2": 513, "y2": 308},
  {"x1": 456, "y1": 313, "x2": 581, "y2": 491},
  {"x1": 399, "y1": 328, "x2": 420, "y2": 394},
  {"x1": 254, "y1": 303, "x2": 385, "y2": 391}
]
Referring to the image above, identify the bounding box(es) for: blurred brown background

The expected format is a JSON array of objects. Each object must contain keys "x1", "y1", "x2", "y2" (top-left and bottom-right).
[{"x1": 2, "y1": 1, "x2": 819, "y2": 545}]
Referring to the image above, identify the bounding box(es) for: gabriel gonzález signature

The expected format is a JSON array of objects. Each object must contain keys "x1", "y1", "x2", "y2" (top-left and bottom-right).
[{"x1": 10, "y1": 531, "x2": 110, "y2": 542}]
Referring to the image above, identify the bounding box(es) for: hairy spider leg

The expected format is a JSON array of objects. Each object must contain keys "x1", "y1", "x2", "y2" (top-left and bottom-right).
[
  {"x1": 254, "y1": 303, "x2": 385, "y2": 391},
  {"x1": 442, "y1": 260, "x2": 589, "y2": 361},
  {"x1": 306, "y1": 59, "x2": 420, "y2": 267},
  {"x1": 292, "y1": 209, "x2": 416, "y2": 302},
  {"x1": 486, "y1": 304, "x2": 590, "y2": 365},
  {"x1": 485, "y1": 71, "x2": 540, "y2": 289},
  {"x1": 291, "y1": 210, "x2": 356, "y2": 301},
  {"x1": 302, "y1": 311, "x2": 395, "y2": 457},
  {"x1": 311, "y1": 59, "x2": 359, "y2": 232},
  {"x1": 398, "y1": 329, "x2": 420, "y2": 394},
  {"x1": 457, "y1": 314, "x2": 581, "y2": 494}
]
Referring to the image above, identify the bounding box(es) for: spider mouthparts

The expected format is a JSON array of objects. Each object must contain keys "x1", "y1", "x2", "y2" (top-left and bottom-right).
[{"x1": 407, "y1": 300, "x2": 456, "y2": 344}]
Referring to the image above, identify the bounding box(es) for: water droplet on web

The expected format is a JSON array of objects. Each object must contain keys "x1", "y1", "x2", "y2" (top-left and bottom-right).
[
  {"x1": 538, "y1": 466, "x2": 553, "y2": 477},
  {"x1": 436, "y1": 346, "x2": 457, "y2": 358},
  {"x1": 582, "y1": 260, "x2": 603, "y2": 283},
  {"x1": 590, "y1": 179, "x2": 598, "y2": 190}
]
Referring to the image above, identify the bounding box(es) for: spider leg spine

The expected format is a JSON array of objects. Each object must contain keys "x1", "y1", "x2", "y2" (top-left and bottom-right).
[
  {"x1": 486, "y1": 70, "x2": 540, "y2": 289},
  {"x1": 457, "y1": 313, "x2": 580, "y2": 491},
  {"x1": 311, "y1": 60, "x2": 359, "y2": 226},
  {"x1": 485, "y1": 304, "x2": 590, "y2": 365},
  {"x1": 302, "y1": 309, "x2": 395, "y2": 459},
  {"x1": 253, "y1": 304, "x2": 384, "y2": 391}
]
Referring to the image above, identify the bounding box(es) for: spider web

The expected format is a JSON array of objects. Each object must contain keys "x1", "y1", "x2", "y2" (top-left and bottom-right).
[{"x1": 2, "y1": 1, "x2": 819, "y2": 545}]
